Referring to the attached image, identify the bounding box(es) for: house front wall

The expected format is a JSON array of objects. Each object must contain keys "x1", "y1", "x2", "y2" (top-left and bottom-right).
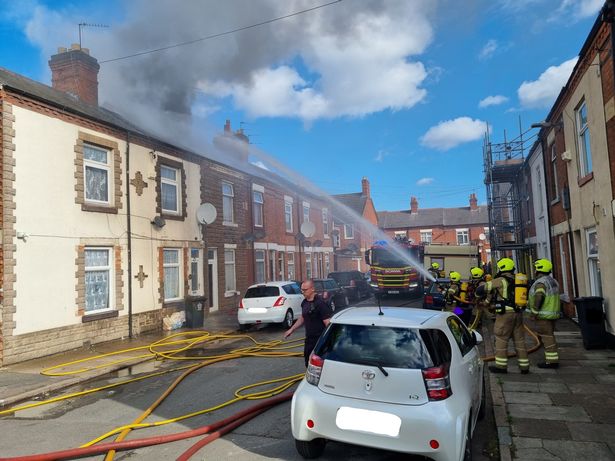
[{"x1": 564, "y1": 53, "x2": 615, "y2": 334}]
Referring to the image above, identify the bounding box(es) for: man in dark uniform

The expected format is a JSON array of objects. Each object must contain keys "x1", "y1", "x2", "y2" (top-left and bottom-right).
[{"x1": 284, "y1": 279, "x2": 333, "y2": 366}]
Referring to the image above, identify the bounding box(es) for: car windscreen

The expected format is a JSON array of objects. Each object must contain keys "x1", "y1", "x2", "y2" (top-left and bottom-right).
[
  {"x1": 328, "y1": 273, "x2": 351, "y2": 285},
  {"x1": 315, "y1": 324, "x2": 451, "y2": 369},
  {"x1": 244, "y1": 286, "x2": 280, "y2": 298},
  {"x1": 313, "y1": 281, "x2": 324, "y2": 291}
]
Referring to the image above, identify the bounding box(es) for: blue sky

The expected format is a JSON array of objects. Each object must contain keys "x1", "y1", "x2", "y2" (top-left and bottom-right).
[{"x1": 0, "y1": 0, "x2": 604, "y2": 211}]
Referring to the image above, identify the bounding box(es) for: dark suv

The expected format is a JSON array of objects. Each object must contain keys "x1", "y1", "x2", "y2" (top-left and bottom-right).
[
  {"x1": 312, "y1": 278, "x2": 349, "y2": 311},
  {"x1": 328, "y1": 271, "x2": 371, "y2": 301}
]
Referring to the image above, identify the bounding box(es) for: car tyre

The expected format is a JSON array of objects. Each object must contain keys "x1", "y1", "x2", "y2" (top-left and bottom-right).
[
  {"x1": 463, "y1": 421, "x2": 473, "y2": 461},
  {"x1": 478, "y1": 374, "x2": 486, "y2": 421},
  {"x1": 283, "y1": 309, "x2": 294, "y2": 329},
  {"x1": 295, "y1": 438, "x2": 326, "y2": 459}
]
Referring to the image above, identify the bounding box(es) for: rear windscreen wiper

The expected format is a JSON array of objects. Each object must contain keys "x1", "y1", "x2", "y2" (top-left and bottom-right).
[{"x1": 362, "y1": 360, "x2": 389, "y2": 377}]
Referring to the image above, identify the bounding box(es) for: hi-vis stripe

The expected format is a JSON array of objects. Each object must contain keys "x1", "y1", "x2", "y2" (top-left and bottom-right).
[
  {"x1": 545, "y1": 352, "x2": 559, "y2": 360},
  {"x1": 495, "y1": 357, "x2": 508, "y2": 366},
  {"x1": 518, "y1": 358, "x2": 530, "y2": 369}
]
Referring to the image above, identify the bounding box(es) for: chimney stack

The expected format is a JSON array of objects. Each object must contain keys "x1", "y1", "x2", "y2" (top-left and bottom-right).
[
  {"x1": 213, "y1": 120, "x2": 249, "y2": 163},
  {"x1": 410, "y1": 196, "x2": 419, "y2": 213},
  {"x1": 469, "y1": 193, "x2": 478, "y2": 211},
  {"x1": 361, "y1": 177, "x2": 370, "y2": 197},
  {"x1": 49, "y1": 44, "x2": 100, "y2": 105}
]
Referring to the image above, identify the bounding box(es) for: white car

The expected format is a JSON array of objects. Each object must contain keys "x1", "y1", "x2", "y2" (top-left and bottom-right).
[
  {"x1": 238, "y1": 281, "x2": 304, "y2": 330},
  {"x1": 291, "y1": 306, "x2": 485, "y2": 461}
]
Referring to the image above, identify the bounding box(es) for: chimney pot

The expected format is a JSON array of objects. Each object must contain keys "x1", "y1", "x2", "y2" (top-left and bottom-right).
[
  {"x1": 49, "y1": 45, "x2": 100, "y2": 105},
  {"x1": 469, "y1": 193, "x2": 478, "y2": 211},
  {"x1": 58, "y1": 47, "x2": 67, "y2": 54},
  {"x1": 70, "y1": 43, "x2": 80, "y2": 50},
  {"x1": 410, "y1": 196, "x2": 419, "y2": 213},
  {"x1": 361, "y1": 177, "x2": 370, "y2": 197}
]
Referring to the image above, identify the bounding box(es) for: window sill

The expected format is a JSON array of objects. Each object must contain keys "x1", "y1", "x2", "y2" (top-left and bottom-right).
[
  {"x1": 163, "y1": 300, "x2": 185, "y2": 309},
  {"x1": 161, "y1": 213, "x2": 185, "y2": 222},
  {"x1": 224, "y1": 291, "x2": 240, "y2": 298},
  {"x1": 223, "y1": 222, "x2": 238, "y2": 227},
  {"x1": 578, "y1": 172, "x2": 594, "y2": 187},
  {"x1": 82, "y1": 310, "x2": 118, "y2": 323},
  {"x1": 82, "y1": 203, "x2": 118, "y2": 214}
]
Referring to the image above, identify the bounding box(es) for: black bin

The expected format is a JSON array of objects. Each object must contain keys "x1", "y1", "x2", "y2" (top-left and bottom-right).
[
  {"x1": 185, "y1": 296, "x2": 207, "y2": 329},
  {"x1": 573, "y1": 296, "x2": 607, "y2": 350}
]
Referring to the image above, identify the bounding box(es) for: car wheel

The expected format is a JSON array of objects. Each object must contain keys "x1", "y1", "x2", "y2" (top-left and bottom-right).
[
  {"x1": 478, "y1": 374, "x2": 486, "y2": 420},
  {"x1": 295, "y1": 438, "x2": 326, "y2": 459},
  {"x1": 463, "y1": 421, "x2": 473, "y2": 461},
  {"x1": 330, "y1": 299, "x2": 336, "y2": 312},
  {"x1": 283, "y1": 309, "x2": 294, "y2": 329}
]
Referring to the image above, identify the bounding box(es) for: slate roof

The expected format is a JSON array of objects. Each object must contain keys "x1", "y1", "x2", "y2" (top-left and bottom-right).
[
  {"x1": 332, "y1": 193, "x2": 367, "y2": 216},
  {"x1": 378, "y1": 205, "x2": 488, "y2": 228}
]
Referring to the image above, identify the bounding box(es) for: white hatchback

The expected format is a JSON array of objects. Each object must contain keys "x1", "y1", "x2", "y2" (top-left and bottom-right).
[
  {"x1": 291, "y1": 307, "x2": 485, "y2": 461},
  {"x1": 238, "y1": 281, "x2": 304, "y2": 330}
]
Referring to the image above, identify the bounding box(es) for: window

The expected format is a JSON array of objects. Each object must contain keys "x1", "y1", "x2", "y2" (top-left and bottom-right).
[
  {"x1": 224, "y1": 249, "x2": 236, "y2": 293},
  {"x1": 255, "y1": 250, "x2": 266, "y2": 284},
  {"x1": 278, "y1": 252, "x2": 285, "y2": 281},
  {"x1": 456, "y1": 229, "x2": 469, "y2": 245},
  {"x1": 325, "y1": 253, "x2": 330, "y2": 275},
  {"x1": 586, "y1": 228, "x2": 602, "y2": 297},
  {"x1": 344, "y1": 224, "x2": 354, "y2": 239},
  {"x1": 253, "y1": 190, "x2": 264, "y2": 227},
  {"x1": 161, "y1": 165, "x2": 180, "y2": 214},
  {"x1": 576, "y1": 100, "x2": 593, "y2": 177},
  {"x1": 287, "y1": 252, "x2": 295, "y2": 280},
  {"x1": 84, "y1": 144, "x2": 110, "y2": 204},
  {"x1": 332, "y1": 230, "x2": 341, "y2": 248},
  {"x1": 163, "y1": 248, "x2": 181, "y2": 301},
  {"x1": 222, "y1": 182, "x2": 234, "y2": 223},
  {"x1": 269, "y1": 250, "x2": 276, "y2": 281},
  {"x1": 420, "y1": 229, "x2": 432, "y2": 244},
  {"x1": 305, "y1": 253, "x2": 312, "y2": 279},
  {"x1": 394, "y1": 231, "x2": 407, "y2": 239},
  {"x1": 189, "y1": 248, "x2": 203, "y2": 295},
  {"x1": 322, "y1": 209, "x2": 329, "y2": 236},
  {"x1": 284, "y1": 200, "x2": 293, "y2": 232},
  {"x1": 85, "y1": 248, "x2": 112, "y2": 312},
  {"x1": 550, "y1": 144, "x2": 559, "y2": 201},
  {"x1": 303, "y1": 202, "x2": 310, "y2": 223},
  {"x1": 447, "y1": 317, "x2": 475, "y2": 356}
]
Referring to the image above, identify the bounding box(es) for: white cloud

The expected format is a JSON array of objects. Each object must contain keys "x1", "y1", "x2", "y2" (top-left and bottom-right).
[
  {"x1": 518, "y1": 57, "x2": 578, "y2": 108},
  {"x1": 478, "y1": 39, "x2": 498, "y2": 60},
  {"x1": 416, "y1": 177, "x2": 434, "y2": 186},
  {"x1": 420, "y1": 117, "x2": 488, "y2": 151},
  {"x1": 374, "y1": 149, "x2": 391, "y2": 162},
  {"x1": 552, "y1": 0, "x2": 603, "y2": 21},
  {"x1": 251, "y1": 160, "x2": 270, "y2": 171},
  {"x1": 479, "y1": 95, "x2": 509, "y2": 108}
]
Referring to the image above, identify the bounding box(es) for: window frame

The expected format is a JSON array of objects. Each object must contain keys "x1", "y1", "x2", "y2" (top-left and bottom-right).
[
  {"x1": 222, "y1": 181, "x2": 235, "y2": 224},
  {"x1": 83, "y1": 143, "x2": 111, "y2": 205},
  {"x1": 284, "y1": 200, "x2": 293, "y2": 232},
  {"x1": 305, "y1": 253, "x2": 312, "y2": 279},
  {"x1": 84, "y1": 247, "x2": 113, "y2": 313},
  {"x1": 287, "y1": 252, "x2": 295, "y2": 280},
  {"x1": 576, "y1": 100, "x2": 593, "y2": 177},
  {"x1": 322, "y1": 208, "x2": 329, "y2": 236},
  {"x1": 253, "y1": 190, "x2": 264, "y2": 228},
  {"x1": 303, "y1": 202, "x2": 311, "y2": 223},
  {"x1": 255, "y1": 249, "x2": 266, "y2": 284},
  {"x1": 549, "y1": 143, "x2": 559, "y2": 202},
  {"x1": 160, "y1": 165, "x2": 181, "y2": 215},
  {"x1": 456, "y1": 228, "x2": 469, "y2": 245},
  {"x1": 163, "y1": 248, "x2": 182, "y2": 302},
  {"x1": 420, "y1": 229, "x2": 432, "y2": 244},
  {"x1": 344, "y1": 224, "x2": 354, "y2": 239},
  {"x1": 586, "y1": 228, "x2": 602, "y2": 297},
  {"x1": 224, "y1": 249, "x2": 237, "y2": 294}
]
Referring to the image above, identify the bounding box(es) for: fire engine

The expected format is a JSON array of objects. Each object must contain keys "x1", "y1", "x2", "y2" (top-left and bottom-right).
[{"x1": 364, "y1": 237, "x2": 425, "y2": 296}]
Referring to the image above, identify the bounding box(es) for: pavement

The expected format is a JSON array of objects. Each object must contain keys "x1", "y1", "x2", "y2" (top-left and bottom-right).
[{"x1": 0, "y1": 309, "x2": 614, "y2": 461}]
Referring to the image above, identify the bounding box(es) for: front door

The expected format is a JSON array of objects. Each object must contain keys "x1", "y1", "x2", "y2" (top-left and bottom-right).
[{"x1": 208, "y1": 248, "x2": 219, "y2": 311}]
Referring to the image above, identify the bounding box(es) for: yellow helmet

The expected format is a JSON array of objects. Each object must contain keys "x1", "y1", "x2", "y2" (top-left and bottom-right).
[
  {"x1": 496, "y1": 257, "x2": 515, "y2": 273},
  {"x1": 449, "y1": 271, "x2": 461, "y2": 282},
  {"x1": 534, "y1": 258, "x2": 553, "y2": 274},
  {"x1": 470, "y1": 267, "x2": 484, "y2": 279},
  {"x1": 431, "y1": 262, "x2": 440, "y2": 270}
]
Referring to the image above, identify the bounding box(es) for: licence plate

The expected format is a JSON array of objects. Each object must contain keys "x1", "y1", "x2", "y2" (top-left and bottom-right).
[
  {"x1": 336, "y1": 407, "x2": 401, "y2": 437},
  {"x1": 248, "y1": 307, "x2": 267, "y2": 313},
  {"x1": 388, "y1": 290, "x2": 399, "y2": 294}
]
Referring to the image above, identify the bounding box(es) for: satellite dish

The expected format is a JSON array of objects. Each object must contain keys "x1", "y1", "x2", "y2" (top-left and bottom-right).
[
  {"x1": 151, "y1": 216, "x2": 166, "y2": 228},
  {"x1": 242, "y1": 233, "x2": 256, "y2": 242},
  {"x1": 479, "y1": 233, "x2": 486, "y2": 241},
  {"x1": 300, "y1": 221, "x2": 316, "y2": 238},
  {"x1": 295, "y1": 232, "x2": 306, "y2": 242},
  {"x1": 196, "y1": 203, "x2": 217, "y2": 225}
]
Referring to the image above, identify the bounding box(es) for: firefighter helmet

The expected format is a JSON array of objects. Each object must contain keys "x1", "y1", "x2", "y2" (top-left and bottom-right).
[
  {"x1": 534, "y1": 258, "x2": 553, "y2": 274},
  {"x1": 431, "y1": 262, "x2": 440, "y2": 270},
  {"x1": 496, "y1": 257, "x2": 515, "y2": 273},
  {"x1": 470, "y1": 267, "x2": 484, "y2": 279},
  {"x1": 449, "y1": 271, "x2": 461, "y2": 283}
]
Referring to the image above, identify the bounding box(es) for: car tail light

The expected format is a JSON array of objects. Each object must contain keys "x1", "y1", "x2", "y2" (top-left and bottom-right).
[
  {"x1": 239, "y1": 299, "x2": 244, "y2": 309},
  {"x1": 272, "y1": 296, "x2": 286, "y2": 307},
  {"x1": 422, "y1": 364, "x2": 452, "y2": 400},
  {"x1": 306, "y1": 354, "x2": 324, "y2": 385},
  {"x1": 424, "y1": 295, "x2": 433, "y2": 305}
]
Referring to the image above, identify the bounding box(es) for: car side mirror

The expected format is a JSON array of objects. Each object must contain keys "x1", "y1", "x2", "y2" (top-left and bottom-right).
[{"x1": 472, "y1": 330, "x2": 483, "y2": 345}]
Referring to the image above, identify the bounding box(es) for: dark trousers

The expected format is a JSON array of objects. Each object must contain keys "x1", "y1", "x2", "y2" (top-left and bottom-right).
[{"x1": 304, "y1": 336, "x2": 319, "y2": 367}]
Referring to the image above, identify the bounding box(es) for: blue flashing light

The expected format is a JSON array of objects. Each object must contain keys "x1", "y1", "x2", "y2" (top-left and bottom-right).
[{"x1": 373, "y1": 240, "x2": 388, "y2": 246}]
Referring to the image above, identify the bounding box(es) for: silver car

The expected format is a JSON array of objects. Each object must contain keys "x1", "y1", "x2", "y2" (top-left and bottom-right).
[
  {"x1": 291, "y1": 307, "x2": 485, "y2": 460},
  {"x1": 238, "y1": 281, "x2": 303, "y2": 330}
]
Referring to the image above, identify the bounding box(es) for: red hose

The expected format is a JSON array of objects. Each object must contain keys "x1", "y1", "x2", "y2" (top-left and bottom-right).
[{"x1": 0, "y1": 392, "x2": 294, "y2": 461}]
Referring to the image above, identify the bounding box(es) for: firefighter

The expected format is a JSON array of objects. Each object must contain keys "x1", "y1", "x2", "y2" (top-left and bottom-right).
[
  {"x1": 467, "y1": 266, "x2": 487, "y2": 325},
  {"x1": 475, "y1": 257, "x2": 530, "y2": 374},
  {"x1": 528, "y1": 258, "x2": 561, "y2": 369},
  {"x1": 428, "y1": 262, "x2": 442, "y2": 280},
  {"x1": 446, "y1": 271, "x2": 472, "y2": 325}
]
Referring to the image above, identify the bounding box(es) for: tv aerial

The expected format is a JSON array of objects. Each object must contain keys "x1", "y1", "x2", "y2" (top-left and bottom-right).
[{"x1": 78, "y1": 22, "x2": 109, "y2": 49}]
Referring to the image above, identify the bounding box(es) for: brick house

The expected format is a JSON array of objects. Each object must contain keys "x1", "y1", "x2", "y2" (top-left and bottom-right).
[
  {"x1": 377, "y1": 194, "x2": 491, "y2": 266},
  {"x1": 0, "y1": 46, "x2": 209, "y2": 365}
]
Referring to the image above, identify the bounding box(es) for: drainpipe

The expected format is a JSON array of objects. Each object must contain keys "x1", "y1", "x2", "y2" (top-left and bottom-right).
[{"x1": 125, "y1": 132, "x2": 133, "y2": 339}]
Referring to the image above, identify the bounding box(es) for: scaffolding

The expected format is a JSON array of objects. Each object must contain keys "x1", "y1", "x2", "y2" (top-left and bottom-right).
[{"x1": 483, "y1": 128, "x2": 534, "y2": 269}]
